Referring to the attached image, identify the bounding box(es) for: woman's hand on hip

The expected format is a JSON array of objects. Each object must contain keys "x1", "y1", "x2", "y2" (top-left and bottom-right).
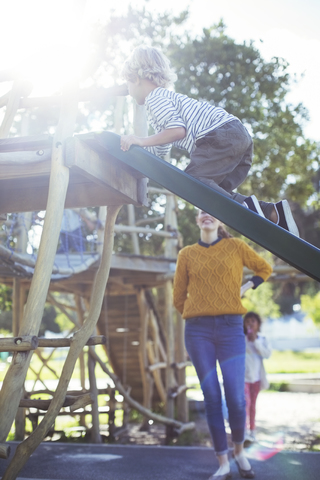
[{"x1": 240, "y1": 280, "x2": 254, "y2": 297}]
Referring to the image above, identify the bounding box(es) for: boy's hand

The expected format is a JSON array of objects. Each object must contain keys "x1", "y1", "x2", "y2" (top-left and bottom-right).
[{"x1": 120, "y1": 135, "x2": 143, "y2": 151}]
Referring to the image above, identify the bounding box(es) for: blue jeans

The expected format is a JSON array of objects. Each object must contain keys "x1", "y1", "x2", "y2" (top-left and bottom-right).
[{"x1": 185, "y1": 315, "x2": 246, "y2": 454}]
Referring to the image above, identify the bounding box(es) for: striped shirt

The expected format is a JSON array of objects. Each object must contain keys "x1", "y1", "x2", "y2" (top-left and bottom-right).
[{"x1": 145, "y1": 87, "x2": 238, "y2": 157}]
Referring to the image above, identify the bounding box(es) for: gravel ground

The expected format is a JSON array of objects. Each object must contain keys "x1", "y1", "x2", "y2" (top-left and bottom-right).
[{"x1": 116, "y1": 391, "x2": 320, "y2": 452}]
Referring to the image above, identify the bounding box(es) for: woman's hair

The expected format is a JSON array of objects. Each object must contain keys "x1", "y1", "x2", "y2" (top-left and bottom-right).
[
  {"x1": 243, "y1": 311, "x2": 262, "y2": 334},
  {"x1": 218, "y1": 225, "x2": 233, "y2": 239},
  {"x1": 122, "y1": 46, "x2": 177, "y2": 88}
]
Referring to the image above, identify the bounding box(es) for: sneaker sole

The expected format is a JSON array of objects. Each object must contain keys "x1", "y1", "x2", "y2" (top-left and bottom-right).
[
  {"x1": 245, "y1": 195, "x2": 265, "y2": 217},
  {"x1": 276, "y1": 200, "x2": 300, "y2": 237}
]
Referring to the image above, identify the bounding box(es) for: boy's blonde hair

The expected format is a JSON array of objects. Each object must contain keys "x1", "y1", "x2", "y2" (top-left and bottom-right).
[{"x1": 122, "y1": 46, "x2": 177, "y2": 88}]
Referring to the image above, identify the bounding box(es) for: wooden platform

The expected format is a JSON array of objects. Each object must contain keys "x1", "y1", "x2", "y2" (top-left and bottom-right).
[
  {"x1": 0, "y1": 134, "x2": 148, "y2": 214},
  {"x1": 0, "y1": 252, "x2": 174, "y2": 405}
]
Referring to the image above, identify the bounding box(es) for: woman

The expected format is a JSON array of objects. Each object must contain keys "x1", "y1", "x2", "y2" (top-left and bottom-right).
[{"x1": 173, "y1": 210, "x2": 272, "y2": 480}]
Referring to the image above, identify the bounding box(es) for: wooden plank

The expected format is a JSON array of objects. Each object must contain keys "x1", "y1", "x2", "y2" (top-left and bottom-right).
[
  {"x1": 77, "y1": 133, "x2": 146, "y2": 181},
  {"x1": 0, "y1": 336, "x2": 38, "y2": 352},
  {"x1": 0, "y1": 135, "x2": 53, "y2": 152},
  {"x1": 0, "y1": 176, "x2": 140, "y2": 214},
  {"x1": 0, "y1": 149, "x2": 52, "y2": 168},
  {"x1": 37, "y1": 336, "x2": 106, "y2": 348},
  {"x1": 66, "y1": 137, "x2": 147, "y2": 206}
]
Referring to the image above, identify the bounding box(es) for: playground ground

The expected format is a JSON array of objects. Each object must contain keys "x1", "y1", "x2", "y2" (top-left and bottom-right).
[{"x1": 0, "y1": 390, "x2": 319, "y2": 480}]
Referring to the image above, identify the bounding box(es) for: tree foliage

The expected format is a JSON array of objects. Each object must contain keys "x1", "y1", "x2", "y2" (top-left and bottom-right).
[
  {"x1": 242, "y1": 281, "x2": 281, "y2": 320},
  {"x1": 166, "y1": 21, "x2": 320, "y2": 244},
  {"x1": 301, "y1": 292, "x2": 320, "y2": 325},
  {"x1": 0, "y1": 304, "x2": 60, "y2": 336}
]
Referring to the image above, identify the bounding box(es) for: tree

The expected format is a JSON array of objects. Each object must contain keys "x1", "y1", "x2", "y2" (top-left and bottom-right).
[
  {"x1": 167, "y1": 21, "x2": 320, "y2": 245},
  {"x1": 0, "y1": 304, "x2": 60, "y2": 336},
  {"x1": 242, "y1": 282, "x2": 280, "y2": 320},
  {"x1": 301, "y1": 292, "x2": 320, "y2": 325}
]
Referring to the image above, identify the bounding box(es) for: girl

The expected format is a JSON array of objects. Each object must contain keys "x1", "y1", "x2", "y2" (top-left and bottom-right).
[
  {"x1": 243, "y1": 312, "x2": 272, "y2": 442},
  {"x1": 173, "y1": 209, "x2": 272, "y2": 479},
  {"x1": 120, "y1": 45, "x2": 299, "y2": 237}
]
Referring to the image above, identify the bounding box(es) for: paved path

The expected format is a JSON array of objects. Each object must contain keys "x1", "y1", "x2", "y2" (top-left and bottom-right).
[
  {"x1": 255, "y1": 391, "x2": 320, "y2": 450},
  {"x1": 0, "y1": 441, "x2": 319, "y2": 480}
]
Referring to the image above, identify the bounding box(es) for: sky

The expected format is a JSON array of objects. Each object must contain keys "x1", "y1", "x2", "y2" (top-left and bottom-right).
[{"x1": 0, "y1": 0, "x2": 319, "y2": 141}]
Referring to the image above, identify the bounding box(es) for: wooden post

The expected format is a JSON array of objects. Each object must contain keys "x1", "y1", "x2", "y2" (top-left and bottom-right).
[
  {"x1": 97, "y1": 207, "x2": 106, "y2": 255},
  {"x1": 15, "y1": 212, "x2": 32, "y2": 254},
  {"x1": 12, "y1": 278, "x2": 21, "y2": 337},
  {"x1": 13, "y1": 279, "x2": 26, "y2": 441},
  {"x1": 88, "y1": 345, "x2": 102, "y2": 443},
  {"x1": 0, "y1": 80, "x2": 31, "y2": 138},
  {"x1": 136, "y1": 290, "x2": 154, "y2": 431},
  {"x1": 127, "y1": 204, "x2": 140, "y2": 254},
  {"x1": 2, "y1": 205, "x2": 122, "y2": 480},
  {"x1": 164, "y1": 193, "x2": 178, "y2": 259},
  {"x1": 74, "y1": 294, "x2": 87, "y2": 428},
  {"x1": 0, "y1": 82, "x2": 79, "y2": 444},
  {"x1": 15, "y1": 284, "x2": 27, "y2": 441},
  {"x1": 164, "y1": 280, "x2": 177, "y2": 440},
  {"x1": 127, "y1": 101, "x2": 147, "y2": 255},
  {"x1": 175, "y1": 311, "x2": 188, "y2": 423},
  {"x1": 107, "y1": 386, "x2": 116, "y2": 441}
]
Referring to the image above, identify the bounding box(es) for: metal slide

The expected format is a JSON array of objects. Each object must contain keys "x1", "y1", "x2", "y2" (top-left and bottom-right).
[{"x1": 85, "y1": 131, "x2": 320, "y2": 282}]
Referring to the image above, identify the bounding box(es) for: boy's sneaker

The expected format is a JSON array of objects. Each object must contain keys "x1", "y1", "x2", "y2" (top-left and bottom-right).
[
  {"x1": 244, "y1": 195, "x2": 265, "y2": 218},
  {"x1": 275, "y1": 200, "x2": 300, "y2": 237}
]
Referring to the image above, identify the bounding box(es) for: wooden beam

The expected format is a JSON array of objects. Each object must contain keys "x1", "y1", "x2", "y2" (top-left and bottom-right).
[
  {"x1": 0, "y1": 134, "x2": 52, "y2": 151},
  {"x1": 114, "y1": 224, "x2": 176, "y2": 238},
  {"x1": 65, "y1": 136, "x2": 147, "y2": 206},
  {"x1": 148, "y1": 361, "x2": 167, "y2": 372},
  {"x1": 0, "y1": 149, "x2": 52, "y2": 165},
  {"x1": 169, "y1": 385, "x2": 189, "y2": 399},
  {"x1": 37, "y1": 336, "x2": 106, "y2": 348},
  {"x1": 0, "y1": 336, "x2": 38, "y2": 352},
  {"x1": 0, "y1": 176, "x2": 135, "y2": 214},
  {"x1": 19, "y1": 393, "x2": 94, "y2": 411}
]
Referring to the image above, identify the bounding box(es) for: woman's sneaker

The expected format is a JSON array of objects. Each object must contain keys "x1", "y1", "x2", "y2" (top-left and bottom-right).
[
  {"x1": 275, "y1": 200, "x2": 300, "y2": 237},
  {"x1": 244, "y1": 195, "x2": 265, "y2": 217}
]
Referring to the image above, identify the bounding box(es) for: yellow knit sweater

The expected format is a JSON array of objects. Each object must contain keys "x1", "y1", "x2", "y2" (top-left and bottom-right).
[{"x1": 173, "y1": 238, "x2": 272, "y2": 319}]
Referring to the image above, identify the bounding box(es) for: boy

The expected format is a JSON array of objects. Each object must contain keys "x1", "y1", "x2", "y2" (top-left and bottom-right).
[{"x1": 120, "y1": 46, "x2": 299, "y2": 237}]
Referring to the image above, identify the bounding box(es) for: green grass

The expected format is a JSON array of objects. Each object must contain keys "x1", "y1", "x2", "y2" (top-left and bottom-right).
[{"x1": 264, "y1": 350, "x2": 320, "y2": 374}]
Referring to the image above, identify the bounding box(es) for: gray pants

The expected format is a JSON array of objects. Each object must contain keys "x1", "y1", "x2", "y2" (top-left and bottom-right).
[{"x1": 185, "y1": 120, "x2": 252, "y2": 204}]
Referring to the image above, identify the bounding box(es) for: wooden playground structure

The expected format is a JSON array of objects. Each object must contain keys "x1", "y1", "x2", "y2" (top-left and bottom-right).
[
  {"x1": 0, "y1": 76, "x2": 195, "y2": 480},
  {"x1": 1, "y1": 64, "x2": 320, "y2": 480}
]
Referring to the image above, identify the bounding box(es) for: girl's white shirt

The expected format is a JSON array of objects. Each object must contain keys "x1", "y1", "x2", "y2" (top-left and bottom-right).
[{"x1": 245, "y1": 334, "x2": 272, "y2": 389}]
